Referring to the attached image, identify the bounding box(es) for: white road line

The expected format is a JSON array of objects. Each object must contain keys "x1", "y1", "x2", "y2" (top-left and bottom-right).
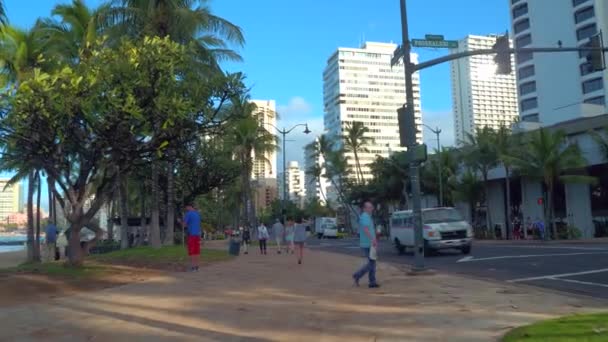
[
  {"x1": 508, "y1": 268, "x2": 608, "y2": 283},
  {"x1": 550, "y1": 277, "x2": 608, "y2": 289},
  {"x1": 457, "y1": 251, "x2": 608, "y2": 263},
  {"x1": 494, "y1": 245, "x2": 608, "y2": 251}
]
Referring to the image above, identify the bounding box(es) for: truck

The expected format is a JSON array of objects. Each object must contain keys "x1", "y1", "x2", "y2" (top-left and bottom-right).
[{"x1": 314, "y1": 217, "x2": 338, "y2": 239}]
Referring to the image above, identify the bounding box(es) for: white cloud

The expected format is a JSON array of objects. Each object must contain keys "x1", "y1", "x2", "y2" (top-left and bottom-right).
[
  {"x1": 421, "y1": 111, "x2": 455, "y2": 150},
  {"x1": 277, "y1": 96, "x2": 312, "y2": 119}
]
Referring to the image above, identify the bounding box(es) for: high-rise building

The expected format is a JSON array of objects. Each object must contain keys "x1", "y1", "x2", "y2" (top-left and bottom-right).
[
  {"x1": 323, "y1": 42, "x2": 422, "y2": 182},
  {"x1": 278, "y1": 161, "x2": 306, "y2": 208},
  {"x1": 509, "y1": 0, "x2": 608, "y2": 126},
  {"x1": 304, "y1": 138, "x2": 332, "y2": 204},
  {"x1": 253, "y1": 178, "x2": 278, "y2": 213},
  {"x1": 250, "y1": 100, "x2": 278, "y2": 179},
  {"x1": 0, "y1": 179, "x2": 21, "y2": 222},
  {"x1": 450, "y1": 35, "x2": 519, "y2": 144}
]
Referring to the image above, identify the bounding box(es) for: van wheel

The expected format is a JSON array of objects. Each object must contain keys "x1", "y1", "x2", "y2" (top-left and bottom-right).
[
  {"x1": 461, "y1": 245, "x2": 471, "y2": 255},
  {"x1": 394, "y1": 238, "x2": 406, "y2": 255},
  {"x1": 423, "y1": 241, "x2": 435, "y2": 257}
]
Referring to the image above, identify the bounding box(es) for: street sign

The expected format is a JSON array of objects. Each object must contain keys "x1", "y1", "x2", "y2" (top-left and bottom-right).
[
  {"x1": 404, "y1": 144, "x2": 428, "y2": 164},
  {"x1": 411, "y1": 39, "x2": 458, "y2": 49},
  {"x1": 425, "y1": 34, "x2": 444, "y2": 41}
]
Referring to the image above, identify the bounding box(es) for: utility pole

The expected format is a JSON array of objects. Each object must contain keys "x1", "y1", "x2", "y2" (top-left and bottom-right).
[
  {"x1": 398, "y1": 0, "x2": 425, "y2": 272},
  {"x1": 423, "y1": 124, "x2": 442, "y2": 207}
]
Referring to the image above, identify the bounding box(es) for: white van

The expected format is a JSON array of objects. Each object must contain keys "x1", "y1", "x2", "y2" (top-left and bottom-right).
[
  {"x1": 315, "y1": 217, "x2": 338, "y2": 238},
  {"x1": 389, "y1": 207, "x2": 473, "y2": 256}
]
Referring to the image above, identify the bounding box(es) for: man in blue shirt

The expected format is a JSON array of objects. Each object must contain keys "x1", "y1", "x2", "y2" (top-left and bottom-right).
[
  {"x1": 352, "y1": 200, "x2": 380, "y2": 288},
  {"x1": 183, "y1": 204, "x2": 202, "y2": 272},
  {"x1": 45, "y1": 223, "x2": 58, "y2": 262}
]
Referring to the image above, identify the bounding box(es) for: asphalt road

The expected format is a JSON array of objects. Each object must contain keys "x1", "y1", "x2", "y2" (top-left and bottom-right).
[{"x1": 307, "y1": 237, "x2": 608, "y2": 300}]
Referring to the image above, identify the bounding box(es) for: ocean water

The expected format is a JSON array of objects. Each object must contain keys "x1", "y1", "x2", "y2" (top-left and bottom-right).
[{"x1": 0, "y1": 235, "x2": 26, "y2": 253}]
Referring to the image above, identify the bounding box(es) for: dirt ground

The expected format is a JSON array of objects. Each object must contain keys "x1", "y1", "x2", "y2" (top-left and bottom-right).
[{"x1": 0, "y1": 246, "x2": 606, "y2": 342}]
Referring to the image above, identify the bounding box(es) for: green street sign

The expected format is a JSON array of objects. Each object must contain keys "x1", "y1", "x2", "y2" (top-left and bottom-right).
[
  {"x1": 405, "y1": 144, "x2": 428, "y2": 164},
  {"x1": 425, "y1": 34, "x2": 444, "y2": 41},
  {"x1": 411, "y1": 39, "x2": 458, "y2": 49}
]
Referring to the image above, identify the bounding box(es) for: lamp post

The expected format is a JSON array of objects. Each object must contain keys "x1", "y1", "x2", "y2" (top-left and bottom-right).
[
  {"x1": 422, "y1": 124, "x2": 443, "y2": 207},
  {"x1": 266, "y1": 123, "x2": 311, "y2": 222}
]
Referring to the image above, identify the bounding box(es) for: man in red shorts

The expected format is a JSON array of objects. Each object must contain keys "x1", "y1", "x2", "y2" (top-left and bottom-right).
[{"x1": 183, "y1": 204, "x2": 202, "y2": 272}]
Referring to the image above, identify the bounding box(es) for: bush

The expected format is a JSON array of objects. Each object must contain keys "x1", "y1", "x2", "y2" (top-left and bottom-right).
[{"x1": 557, "y1": 225, "x2": 582, "y2": 240}]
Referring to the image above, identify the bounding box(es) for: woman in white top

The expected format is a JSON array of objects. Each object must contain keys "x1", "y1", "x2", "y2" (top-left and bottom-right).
[
  {"x1": 257, "y1": 223, "x2": 269, "y2": 255},
  {"x1": 292, "y1": 216, "x2": 307, "y2": 264}
]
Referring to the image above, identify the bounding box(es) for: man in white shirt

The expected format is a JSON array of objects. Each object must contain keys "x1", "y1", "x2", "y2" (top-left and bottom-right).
[
  {"x1": 257, "y1": 223, "x2": 269, "y2": 255},
  {"x1": 272, "y1": 219, "x2": 285, "y2": 254}
]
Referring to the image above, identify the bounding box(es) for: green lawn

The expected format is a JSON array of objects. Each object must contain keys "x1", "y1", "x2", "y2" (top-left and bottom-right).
[
  {"x1": 92, "y1": 245, "x2": 232, "y2": 265},
  {"x1": 503, "y1": 313, "x2": 608, "y2": 342},
  {"x1": 0, "y1": 245, "x2": 232, "y2": 276}
]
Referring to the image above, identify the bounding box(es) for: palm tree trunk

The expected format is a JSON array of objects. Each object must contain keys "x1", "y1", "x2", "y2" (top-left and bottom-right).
[
  {"x1": 353, "y1": 150, "x2": 363, "y2": 184},
  {"x1": 164, "y1": 159, "x2": 175, "y2": 246},
  {"x1": 139, "y1": 181, "x2": 146, "y2": 246},
  {"x1": 547, "y1": 184, "x2": 556, "y2": 240},
  {"x1": 149, "y1": 161, "x2": 161, "y2": 248},
  {"x1": 47, "y1": 177, "x2": 53, "y2": 228},
  {"x1": 483, "y1": 172, "x2": 493, "y2": 239},
  {"x1": 505, "y1": 167, "x2": 512, "y2": 239},
  {"x1": 119, "y1": 174, "x2": 129, "y2": 249},
  {"x1": 26, "y1": 171, "x2": 35, "y2": 262},
  {"x1": 35, "y1": 172, "x2": 42, "y2": 261}
]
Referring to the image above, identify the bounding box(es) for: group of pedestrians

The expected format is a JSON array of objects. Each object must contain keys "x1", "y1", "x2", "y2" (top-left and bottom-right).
[{"x1": 240, "y1": 216, "x2": 307, "y2": 264}]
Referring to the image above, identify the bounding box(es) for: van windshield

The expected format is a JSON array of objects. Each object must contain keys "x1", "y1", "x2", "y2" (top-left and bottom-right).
[{"x1": 422, "y1": 209, "x2": 463, "y2": 224}]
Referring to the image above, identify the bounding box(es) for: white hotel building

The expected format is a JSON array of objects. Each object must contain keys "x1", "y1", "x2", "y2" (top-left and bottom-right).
[
  {"x1": 250, "y1": 100, "x2": 278, "y2": 180},
  {"x1": 322, "y1": 42, "x2": 422, "y2": 182},
  {"x1": 450, "y1": 35, "x2": 519, "y2": 145},
  {"x1": 510, "y1": 0, "x2": 608, "y2": 125}
]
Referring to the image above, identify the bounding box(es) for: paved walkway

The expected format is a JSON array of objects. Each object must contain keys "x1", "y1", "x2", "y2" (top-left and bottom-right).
[{"x1": 0, "y1": 246, "x2": 605, "y2": 342}]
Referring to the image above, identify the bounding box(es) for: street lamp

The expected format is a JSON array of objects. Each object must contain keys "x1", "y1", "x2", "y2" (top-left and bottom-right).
[
  {"x1": 265, "y1": 122, "x2": 311, "y2": 222},
  {"x1": 422, "y1": 124, "x2": 443, "y2": 207}
]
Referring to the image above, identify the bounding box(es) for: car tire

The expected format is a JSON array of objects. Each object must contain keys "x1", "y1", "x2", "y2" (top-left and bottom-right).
[
  {"x1": 423, "y1": 241, "x2": 435, "y2": 257},
  {"x1": 461, "y1": 245, "x2": 472, "y2": 255}
]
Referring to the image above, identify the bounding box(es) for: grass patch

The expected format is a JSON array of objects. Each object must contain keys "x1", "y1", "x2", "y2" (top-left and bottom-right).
[
  {"x1": 0, "y1": 261, "x2": 107, "y2": 279},
  {"x1": 93, "y1": 245, "x2": 232, "y2": 269},
  {"x1": 503, "y1": 313, "x2": 608, "y2": 342}
]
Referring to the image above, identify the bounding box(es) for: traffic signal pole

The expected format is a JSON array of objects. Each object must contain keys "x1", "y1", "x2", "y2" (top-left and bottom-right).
[{"x1": 398, "y1": 0, "x2": 426, "y2": 272}]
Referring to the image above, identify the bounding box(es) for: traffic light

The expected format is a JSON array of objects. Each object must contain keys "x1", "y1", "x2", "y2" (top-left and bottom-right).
[
  {"x1": 493, "y1": 34, "x2": 512, "y2": 75},
  {"x1": 586, "y1": 34, "x2": 605, "y2": 72},
  {"x1": 397, "y1": 105, "x2": 417, "y2": 147}
]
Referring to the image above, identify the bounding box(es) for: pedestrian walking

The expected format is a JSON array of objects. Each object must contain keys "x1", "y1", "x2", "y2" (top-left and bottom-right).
[
  {"x1": 44, "y1": 222, "x2": 58, "y2": 262},
  {"x1": 352, "y1": 200, "x2": 380, "y2": 289},
  {"x1": 293, "y1": 216, "x2": 307, "y2": 264},
  {"x1": 534, "y1": 217, "x2": 546, "y2": 240},
  {"x1": 241, "y1": 226, "x2": 251, "y2": 254},
  {"x1": 272, "y1": 219, "x2": 285, "y2": 254},
  {"x1": 285, "y1": 219, "x2": 295, "y2": 254},
  {"x1": 183, "y1": 204, "x2": 202, "y2": 272},
  {"x1": 257, "y1": 222, "x2": 269, "y2": 255}
]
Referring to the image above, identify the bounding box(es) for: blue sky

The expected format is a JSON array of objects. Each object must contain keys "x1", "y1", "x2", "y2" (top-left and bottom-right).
[{"x1": 4, "y1": 0, "x2": 511, "y2": 208}]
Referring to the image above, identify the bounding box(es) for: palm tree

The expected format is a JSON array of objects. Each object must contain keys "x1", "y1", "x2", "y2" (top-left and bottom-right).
[
  {"x1": 103, "y1": 0, "x2": 244, "y2": 63},
  {"x1": 103, "y1": 0, "x2": 244, "y2": 247},
  {"x1": 0, "y1": 0, "x2": 7, "y2": 29},
  {"x1": 494, "y1": 125, "x2": 516, "y2": 238},
  {"x1": 343, "y1": 121, "x2": 373, "y2": 184},
  {"x1": 37, "y1": 0, "x2": 108, "y2": 63},
  {"x1": 451, "y1": 169, "x2": 484, "y2": 235},
  {"x1": 228, "y1": 106, "x2": 277, "y2": 227},
  {"x1": 508, "y1": 128, "x2": 595, "y2": 239},
  {"x1": 589, "y1": 126, "x2": 608, "y2": 161},
  {"x1": 0, "y1": 25, "x2": 49, "y2": 262},
  {"x1": 463, "y1": 127, "x2": 499, "y2": 234}
]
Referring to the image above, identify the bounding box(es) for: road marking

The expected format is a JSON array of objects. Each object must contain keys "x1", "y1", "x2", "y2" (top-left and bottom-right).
[
  {"x1": 493, "y1": 245, "x2": 608, "y2": 251},
  {"x1": 456, "y1": 251, "x2": 608, "y2": 263},
  {"x1": 551, "y1": 277, "x2": 608, "y2": 289},
  {"x1": 508, "y1": 268, "x2": 608, "y2": 283}
]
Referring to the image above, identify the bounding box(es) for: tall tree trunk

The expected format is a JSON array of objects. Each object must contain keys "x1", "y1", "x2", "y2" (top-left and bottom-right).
[
  {"x1": 106, "y1": 199, "x2": 114, "y2": 242},
  {"x1": 353, "y1": 150, "x2": 363, "y2": 184},
  {"x1": 119, "y1": 174, "x2": 129, "y2": 249},
  {"x1": 547, "y1": 183, "x2": 556, "y2": 240},
  {"x1": 67, "y1": 221, "x2": 84, "y2": 266},
  {"x1": 26, "y1": 171, "x2": 35, "y2": 262},
  {"x1": 164, "y1": 159, "x2": 175, "y2": 246},
  {"x1": 505, "y1": 167, "x2": 512, "y2": 240},
  {"x1": 47, "y1": 177, "x2": 53, "y2": 227},
  {"x1": 139, "y1": 181, "x2": 146, "y2": 246},
  {"x1": 483, "y1": 172, "x2": 493, "y2": 238},
  {"x1": 35, "y1": 172, "x2": 42, "y2": 261},
  {"x1": 149, "y1": 162, "x2": 161, "y2": 248}
]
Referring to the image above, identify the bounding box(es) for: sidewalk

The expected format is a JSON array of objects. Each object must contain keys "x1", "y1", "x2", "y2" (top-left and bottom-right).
[{"x1": 0, "y1": 245, "x2": 605, "y2": 342}]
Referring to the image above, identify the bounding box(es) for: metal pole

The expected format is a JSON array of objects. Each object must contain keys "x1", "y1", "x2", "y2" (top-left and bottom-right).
[
  {"x1": 399, "y1": 0, "x2": 425, "y2": 271},
  {"x1": 282, "y1": 130, "x2": 287, "y2": 223},
  {"x1": 436, "y1": 129, "x2": 443, "y2": 207}
]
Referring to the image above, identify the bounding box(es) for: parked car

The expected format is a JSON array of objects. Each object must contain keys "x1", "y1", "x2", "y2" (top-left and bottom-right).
[{"x1": 389, "y1": 207, "x2": 473, "y2": 256}]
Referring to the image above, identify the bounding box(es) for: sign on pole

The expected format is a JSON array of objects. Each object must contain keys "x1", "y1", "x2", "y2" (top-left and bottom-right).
[
  {"x1": 425, "y1": 34, "x2": 444, "y2": 41},
  {"x1": 411, "y1": 39, "x2": 458, "y2": 49}
]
